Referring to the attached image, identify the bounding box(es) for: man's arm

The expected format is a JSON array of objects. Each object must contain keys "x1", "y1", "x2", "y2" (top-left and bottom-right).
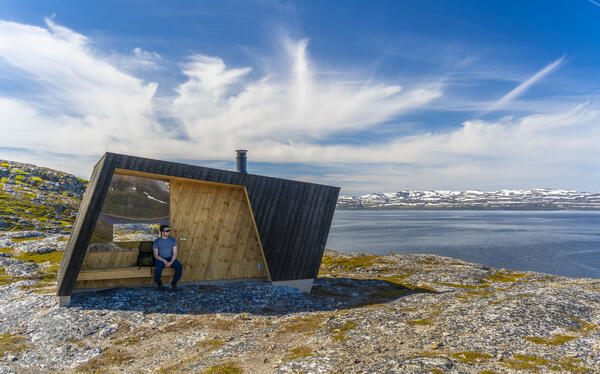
[
  {"x1": 153, "y1": 247, "x2": 167, "y2": 265},
  {"x1": 167, "y1": 245, "x2": 178, "y2": 267}
]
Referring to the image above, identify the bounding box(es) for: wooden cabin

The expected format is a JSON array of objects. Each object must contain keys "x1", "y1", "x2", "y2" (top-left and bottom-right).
[{"x1": 56, "y1": 152, "x2": 340, "y2": 306}]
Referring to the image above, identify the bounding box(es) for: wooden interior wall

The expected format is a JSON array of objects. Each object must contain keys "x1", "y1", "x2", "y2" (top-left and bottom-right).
[
  {"x1": 170, "y1": 180, "x2": 268, "y2": 282},
  {"x1": 80, "y1": 250, "x2": 138, "y2": 269}
]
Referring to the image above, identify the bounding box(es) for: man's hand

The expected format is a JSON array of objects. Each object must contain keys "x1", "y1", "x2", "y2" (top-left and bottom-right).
[
  {"x1": 165, "y1": 260, "x2": 173, "y2": 268},
  {"x1": 162, "y1": 259, "x2": 169, "y2": 266}
]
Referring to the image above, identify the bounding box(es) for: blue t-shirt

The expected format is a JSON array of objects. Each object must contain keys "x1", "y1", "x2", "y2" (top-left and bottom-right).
[{"x1": 153, "y1": 237, "x2": 177, "y2": 258}]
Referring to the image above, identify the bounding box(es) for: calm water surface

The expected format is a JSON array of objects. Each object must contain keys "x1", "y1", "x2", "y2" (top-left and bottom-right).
[{"x1": 326, "y1": 210, "x2": 600, "y2": 279}]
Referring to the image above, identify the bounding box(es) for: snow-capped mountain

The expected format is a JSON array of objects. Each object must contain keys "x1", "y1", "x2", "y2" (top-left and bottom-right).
[{"x1": 337, "y1": 189, "x2": 600, "y2": 209}]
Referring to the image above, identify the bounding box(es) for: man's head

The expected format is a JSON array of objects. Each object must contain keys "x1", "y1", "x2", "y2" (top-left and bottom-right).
[{"x1": 159, "y1": 224, "x2": 171, "y2": 238}]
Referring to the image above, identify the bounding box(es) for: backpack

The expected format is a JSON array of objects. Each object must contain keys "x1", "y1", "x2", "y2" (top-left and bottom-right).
[{"x1": 137, "y1": 241, "x2": 155, "y2": 267}]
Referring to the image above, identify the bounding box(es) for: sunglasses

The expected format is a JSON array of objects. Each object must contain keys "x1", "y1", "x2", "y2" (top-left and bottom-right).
[{"x1": 163, "y1": 229, "x2": 170, "y2": 232}]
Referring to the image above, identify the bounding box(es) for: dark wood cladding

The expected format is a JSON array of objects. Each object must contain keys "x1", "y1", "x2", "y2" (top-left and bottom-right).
[{"x1": 57, "y1": 152, "x2": 340, "y2": 296}]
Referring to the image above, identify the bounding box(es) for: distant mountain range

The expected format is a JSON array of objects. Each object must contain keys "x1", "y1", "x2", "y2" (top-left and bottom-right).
[{"x1": 337, "y1": 189, "x2": 600, "y2": 210}]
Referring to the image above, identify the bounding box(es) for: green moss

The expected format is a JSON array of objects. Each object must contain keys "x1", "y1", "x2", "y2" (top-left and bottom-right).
[
  {"x1": 565, "y1": 315, "x2": 597, "y2": 334},
  {"x1": 283, "y1": 346, "x2": 313, "y2": 361},
  {"x1": 0, "y1": 268, "x2": 23, "y2": 286},
  {"x1": 0, "y1": 177, "x2": 8, "y2": 183},
  {"x1": 75, "y1": 347, "x2": 134, "y2": 372},
  {"x1": 485, "y1": 271, "x2": 530, "y2": 283},
  {"x1": 436, "y1": 282, "x2": 489, "y2": 289},
  {"x1": 502, "y1": 354, "x2": 589, "y2": 373},
  {"x1": 30, "y1": 176, "x2": 43, "y2": 183},
  {"x1": 13, "y1": 251, "x2": 63, "y2": 264},
  {"x1": 0, "y1": 333, "x2": 29, "y2": 355},
  {"x1": 320, "y1": 253, "x2": 384, "y2": 271},
  {"x1": 281, "y1": 315, "x2": 325, "y2": 333},
  {"x1": 13, "y1": 169, "x2": 28, "y2": 175},
  {"x1": 157, "y1": 358, "x2": 195, "y2": 373},
  {"x1": 77, "y1": 177, "x2": 89, "y2": 183},
  {"x1": 416, "y1": 257, "x2": 446, "y2": 265},
  {"x1": 417, "y1": 351, "x2": 440, "y2": 358},
  {"x1": 14, "y1": 175, "x2": 25, "y2": 181},
  {"x1": 376, "y1": 275, "x2": 437, "y2": 293},
  {"x1": 455, "y1": 289, "x2": 495, "y2": 301},
  {"x1": 407, "y1": 319, "x2": 433, "y2": 326},
  {"x1": 195, "y1": 338, "x2": 225, "y2": 351},
  {"x1": 330, "y1": 321, "x2": 357, "y2": 341},
  {"x1": 525, "y1": 335, "x2": 577, "y2": 345},
  {"x1": 202, "y1": 362, "x2": 242, "y2": 374},
  {"x1": 428, "y1": 369, "x2": 445, "y2": 374},
  {"x1": 18, "y1": 281, "x2": 56, "y2": 293},
  {"x1": 479, "y1": 371, "x2": 499, "y2": 374},
  {"x1": 111, "y1": 336, "x2": 140, "y2": 346},
  {"x1": 11, "y1": 237, "x2": 42, "y2": 243},
  {"x1": 450, "y1": 351, "x2": 492, "y2": 364},
  {"x1": 0, "y1": 162, "x2": 9, "y2": 168},
  {"x1": 0, "y1": 247, "x2": 13, "y2": 254}
]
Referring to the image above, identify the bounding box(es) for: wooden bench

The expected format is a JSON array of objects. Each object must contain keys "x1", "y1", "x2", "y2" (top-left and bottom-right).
[{"x1": 77, "y1": 267, "x2": 175, "y2": 281}]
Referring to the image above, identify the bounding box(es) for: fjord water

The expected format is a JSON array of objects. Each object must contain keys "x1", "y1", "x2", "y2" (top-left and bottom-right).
[{"x1": 326, "y1": 210, "x2": 600, "y2": 279}]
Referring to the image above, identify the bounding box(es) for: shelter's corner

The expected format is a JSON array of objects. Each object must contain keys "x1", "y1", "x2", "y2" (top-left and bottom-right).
[
  {"x1": 58, "y1": 295, "x2": 71, "y2": 307},
  {"x1": 271, "y1": 278, "x2": 314, "y2": 293}
]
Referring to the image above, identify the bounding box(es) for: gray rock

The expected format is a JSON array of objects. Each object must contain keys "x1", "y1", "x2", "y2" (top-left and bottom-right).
[
  {"x1": 13, "y1": 236, "x2": 66, "y2": 254},
  {"x1": 27, "y1": 308, "x2": 110, "y2": 344},
  {"x1": 0, "y1": 237, "x2": 13, "y2": 248},
  {"x1": 0, "y1": 257, "x2": 39, "y2": 276},
  {"x1": 0, "y1": 231, "x2": 44, "y2": 240}
]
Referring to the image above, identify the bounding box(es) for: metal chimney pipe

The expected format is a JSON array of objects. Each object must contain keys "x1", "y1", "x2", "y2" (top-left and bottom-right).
[{"x1": 236, "y1": 150, "x2": 247, "y2": 174}]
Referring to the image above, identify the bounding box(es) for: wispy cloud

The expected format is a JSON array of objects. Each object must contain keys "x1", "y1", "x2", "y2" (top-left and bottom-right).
[
  {"x1": 0, "y1": 18, "x2": 162, "y2": 156},
  {"x1": 171, "y1": 42, "x2": 443, "y2": 156},
  {"x1": 488, "y1": 55, "x2": 565, "y2": 111},
  {"x1": 589, "y1": 0, "x2": 600, "y2": 7},
  {"x1": 0, "y1": 19, "x2": 442, "y2": 167}
]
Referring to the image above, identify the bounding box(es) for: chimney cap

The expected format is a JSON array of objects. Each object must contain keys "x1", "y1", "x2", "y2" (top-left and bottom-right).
[{"x1": 235, "y1": 149, "x2": 248, "y2": 174}]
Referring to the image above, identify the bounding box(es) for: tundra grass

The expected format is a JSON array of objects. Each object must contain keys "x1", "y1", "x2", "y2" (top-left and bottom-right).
[
  {"x1": 202, "y1": 361, "x2": 242, "y2": 374},
  {"x1": 283, "y1": 346, "x2": 313, "y2": 361}
]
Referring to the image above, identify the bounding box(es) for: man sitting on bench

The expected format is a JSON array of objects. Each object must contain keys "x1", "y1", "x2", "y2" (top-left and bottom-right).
[{"x1": 153, "y1": 224, "x2": 183, "y2": 292}]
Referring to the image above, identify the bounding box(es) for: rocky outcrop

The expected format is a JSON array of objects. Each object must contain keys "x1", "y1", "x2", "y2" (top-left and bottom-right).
[
  {"x1": 0, "y1": 160, "x2": 86, "y2": 232},
  {"x1": 0, "y1": 238, "x2": 598, "y2": 373}
]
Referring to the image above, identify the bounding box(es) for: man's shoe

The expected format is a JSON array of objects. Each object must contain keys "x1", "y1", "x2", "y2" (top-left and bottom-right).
[
  {"x1": 157, "y1": 283, "x2": 166, "y2": 291},
  {"x1": 171, "y1": 283, "x2": 177, "y2": 292}
]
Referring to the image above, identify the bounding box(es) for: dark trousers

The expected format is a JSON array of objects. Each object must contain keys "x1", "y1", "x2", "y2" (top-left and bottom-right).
[{"x1": 154, "y1": 257, "x2": 183, "y2": 284}]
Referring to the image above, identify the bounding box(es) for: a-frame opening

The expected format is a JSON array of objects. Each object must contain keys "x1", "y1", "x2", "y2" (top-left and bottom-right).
[{"x1": 73, "y1": 169, "x2": 270, "y2": 290}]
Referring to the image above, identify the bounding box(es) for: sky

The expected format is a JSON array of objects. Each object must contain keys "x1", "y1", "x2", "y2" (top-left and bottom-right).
[{"x1": 0, "y1": 0, "x2": 599, "y2": 195}]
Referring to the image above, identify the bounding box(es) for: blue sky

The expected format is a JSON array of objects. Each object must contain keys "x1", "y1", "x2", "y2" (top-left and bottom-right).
[{"x1": 1, "y1": 1, "x2": 599, "y2": 194}]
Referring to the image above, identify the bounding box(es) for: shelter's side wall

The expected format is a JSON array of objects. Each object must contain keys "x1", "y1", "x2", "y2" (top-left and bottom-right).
[
  {"x1": 57, "y1": 154, "x2": 116, "y2": 296},
  {"x1": 245, "y1": 178, "x2": 340, "y2": 281},
  {"x1": 170, "y1": 180, "x2": 268, "y2": 282}
]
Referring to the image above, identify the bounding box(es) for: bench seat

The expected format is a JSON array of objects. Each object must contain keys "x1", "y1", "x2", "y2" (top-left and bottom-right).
[{"x1": 77, "y1": 267, "x2": 174, "y2": 281}]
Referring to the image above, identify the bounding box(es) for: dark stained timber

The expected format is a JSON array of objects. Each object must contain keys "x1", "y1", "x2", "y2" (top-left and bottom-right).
[{"x1": 57, "y1": 152, "x2": 340, "y2": 296}]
